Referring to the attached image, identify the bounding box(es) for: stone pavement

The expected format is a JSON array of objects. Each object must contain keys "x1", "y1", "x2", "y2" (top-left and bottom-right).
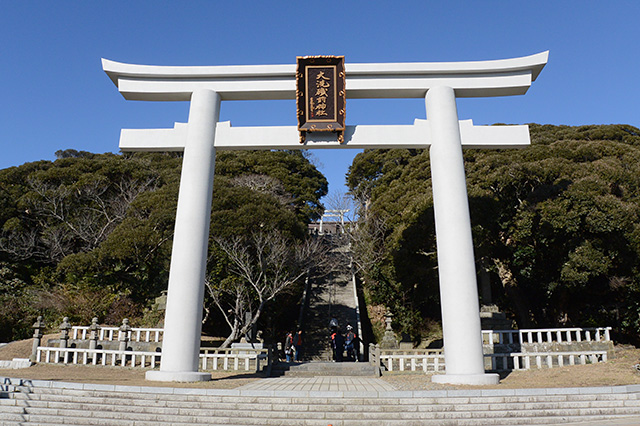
[{"x1": 238, "y1": 375, "x2": 396, "y2": 392}]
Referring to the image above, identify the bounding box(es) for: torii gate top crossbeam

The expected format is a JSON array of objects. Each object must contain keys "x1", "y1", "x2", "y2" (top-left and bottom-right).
[{"x1": 102, "y1": 52, "x2": 548, "y2": 101}]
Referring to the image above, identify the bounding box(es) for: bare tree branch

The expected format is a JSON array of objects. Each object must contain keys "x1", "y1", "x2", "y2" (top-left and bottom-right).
[
  {"x1": 0, "y1": 174, "x2": 158, "y2": 264},
  {"x1": 206, "y1": 230, "x2": 329, "y2": 348}
]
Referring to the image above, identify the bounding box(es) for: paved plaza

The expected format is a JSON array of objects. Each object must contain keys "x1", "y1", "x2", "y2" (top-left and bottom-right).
[{"x1": 238, "y1": 376, "x2": 396, "y2": 392}]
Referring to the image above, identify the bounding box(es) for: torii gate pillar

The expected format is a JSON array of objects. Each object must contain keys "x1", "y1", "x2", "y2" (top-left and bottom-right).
[
  {"x1": 146, "y1": 90, "x2": 220, "y2": 382},
  {"x1": 427, "y1": 86, "x2": 496, "y2": 384}
]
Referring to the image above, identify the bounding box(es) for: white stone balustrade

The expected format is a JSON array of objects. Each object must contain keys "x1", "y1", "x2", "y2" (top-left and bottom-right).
[
  {"x1": 486, "y1": 351, "x2": 608, "y2": 372},
  {"x1": 380, "y1": 349, "x2": 445, "y2": 373},
  {"x1": 377, "y1": 348, "x2": 608, "y2": 373},
  {"x1": 482, "y1": 327, "x2": 612, "y2": 345},
  {"x1": 199, "y1": 348, "x2": 269, "y2": 373},
  {"x1": 35, "y1": 345, "x2": 269, "y2": 373},
  {"x1": 71, "y1": 326, "x2": 163, "y2": 343},
  {"x1": 36, "y1": 347, "x2": 160, "y2": 368},
  {"x1": 376, "y1": 327, "x2": 612, "y2": 373}
]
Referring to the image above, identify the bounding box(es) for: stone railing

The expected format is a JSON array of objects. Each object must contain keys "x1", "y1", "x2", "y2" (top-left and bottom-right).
[
  {"x1": 482, "y1": 327, "x2": 611, "y2": 345},
  {"x1": 200, "y1": 347, "x2": 272, "y2": 373},
  {"x1": 36, "y1": 347, "x2": 160, "y2": 368},
  {"x1": 486, "y1": 350, "x2": 608, "y2": 372},
  {"x1": 373, "y1": 348, "x2": 608, "y2": 373},
  {"x1": 71, "y1": 326, "x2": 163, "y2": 343},
  {"x1": 36, "y1": 345, "x2": 273, "y2": 373},
  {"x1": 370, "y1": 327, "x2": 613, "y2": 373},
  {"x1": 379, "y1": 348, "x2": 445, "y2": 373}
]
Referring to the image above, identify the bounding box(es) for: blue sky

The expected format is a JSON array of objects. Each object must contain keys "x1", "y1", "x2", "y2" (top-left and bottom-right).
[{"x1": 2, "y1": 1, "x2": 639, "y2": 203}]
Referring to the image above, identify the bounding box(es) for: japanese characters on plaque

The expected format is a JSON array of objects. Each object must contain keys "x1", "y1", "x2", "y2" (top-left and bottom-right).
[{"x1": 296, "y1": 56, "x2": 346, "y2": 143}]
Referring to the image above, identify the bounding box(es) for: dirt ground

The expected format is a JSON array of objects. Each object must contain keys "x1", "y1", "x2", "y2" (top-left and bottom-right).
[
  {"x1": 384, "y1": 344, "x2": 640, "y2": 391},
  {"x1": 2, "y1": 337, "x2": 640, "y2": 390}
]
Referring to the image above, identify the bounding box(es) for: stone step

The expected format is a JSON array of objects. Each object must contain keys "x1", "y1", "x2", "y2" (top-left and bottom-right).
[
  {"x1": 301, "y1": 247, "x2": 360, "y2": 362},
  {"x1": 13, "y1": 401, "x2": 640, "y2": 418},
  {"x1": 12, "y1": 397, "x2": 634, "y2": 415},
  {"x1": 5, "y1": 392, "x2": 640, "y2": 422},
  {"x1": 3, "y1": 379, "x2": 640, "y2": 426},
  {"x1": 7, "y1": 393, "x2": 640, "y2": 413},
  {"x1": 6, "y1": 385, "x2": 640, "y2": 406},
  {"x1": 270, "y1": 361, "x2": 379, "y2": 377},
  {"x1": 8, "y1": 408, "x2": 640, "y2": 426}
]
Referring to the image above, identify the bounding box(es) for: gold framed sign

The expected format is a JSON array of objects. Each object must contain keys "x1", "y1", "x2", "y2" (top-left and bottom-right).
[{"x1": 296, "y1": 55, "x2": 346, "y2": 143}]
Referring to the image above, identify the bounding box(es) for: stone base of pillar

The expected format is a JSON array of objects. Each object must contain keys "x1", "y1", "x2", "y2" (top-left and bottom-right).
[
  {"x1": 432, "y1": 373, "x2": 500, "y2": 385},
  {"x1": 145, "y1": 370, "x2": 211, "y2": 382}
]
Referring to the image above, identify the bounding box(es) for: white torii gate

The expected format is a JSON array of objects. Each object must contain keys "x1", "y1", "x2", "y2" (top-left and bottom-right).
[
  {"x1": 103, "y1": 52, "x2": 548, "y2": 385},
  {"x1": 319, "y1": 209, "x2": 349, "y2": 234}
]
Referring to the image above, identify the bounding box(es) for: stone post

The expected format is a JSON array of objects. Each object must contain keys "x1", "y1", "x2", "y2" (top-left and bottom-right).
[
  {"x1": 89, "y1": 317, "x2": 101, "y2": 351},
  {"x1": 59, "y1": 317, "x2": 70, "y2": 349},
  {"x1": 118, "y1": 318, "x2": 131, "y2": 353},
  {"x1": 146, "y1": 90, "x2": 220, "y2": 382},
  {"x1": 380, "y1": 310, "x2": 399, "y2": 349},
  {"x1": 370, "y1": 343, "x2": 381, "y2": 377},
  {"x1": 426, "y1": 86, "x2": 499, "y2": 385},
  {"x1": 31, "y1": 316, "x2": 45, "y2": 361}
]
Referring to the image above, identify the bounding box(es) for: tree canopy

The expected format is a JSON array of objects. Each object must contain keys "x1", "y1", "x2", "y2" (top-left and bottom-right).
[
  {"x1": 0, "y1": 149, "x2": 327, "y2": 342},
  {"x1": 347, "y1": 124, "x2": 640, "y2": 343}
]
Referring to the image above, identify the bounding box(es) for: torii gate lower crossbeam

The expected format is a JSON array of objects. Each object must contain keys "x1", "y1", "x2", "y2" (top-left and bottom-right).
[{"x1": 103, "y1": 53, "x2": 547, "y2": 385}]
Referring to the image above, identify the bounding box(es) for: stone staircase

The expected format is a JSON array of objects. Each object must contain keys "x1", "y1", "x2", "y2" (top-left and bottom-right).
[
  {"x1": 272, "y1": 261, "x2": 373, "y2": 376},
  {"x1": 300, "y1": 241, "x2": 359, "y2": 362},
  {"x1": 2, "y1": 378, "x2": 640, "y2": 425}
]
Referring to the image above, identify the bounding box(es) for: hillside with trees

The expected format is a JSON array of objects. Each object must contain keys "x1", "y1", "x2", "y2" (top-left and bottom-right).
[
  {"x1": 0, "y1": 149, "x2": 327, "y2": 343},
  {"x1": 347, "y1": 124, "x2": 640, "y2": 345},
  {"x1": 3, "y1": 124, "x2": 640, "y2": 348}
]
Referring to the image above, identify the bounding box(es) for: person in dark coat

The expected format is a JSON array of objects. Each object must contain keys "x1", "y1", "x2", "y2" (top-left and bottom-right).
[
  {"x1": 345, "y1": 324, "x2": 359, "y2": 362},
  {"x1": 284, "y1": 331, "x2": 294, "y2": 362}
]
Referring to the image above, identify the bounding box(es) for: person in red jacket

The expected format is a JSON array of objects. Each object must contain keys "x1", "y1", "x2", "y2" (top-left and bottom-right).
[{"x1": 293, "y1": 330, "x2": 303, "y2": 361}]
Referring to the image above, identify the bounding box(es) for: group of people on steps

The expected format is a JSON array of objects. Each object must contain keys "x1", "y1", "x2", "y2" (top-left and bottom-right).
[
  {"x1": 329, "y1": 318, "x2": 359, "y2": 362},
  {"x1": 283, "y1": 329, "x2": 303, "y2": 362}
]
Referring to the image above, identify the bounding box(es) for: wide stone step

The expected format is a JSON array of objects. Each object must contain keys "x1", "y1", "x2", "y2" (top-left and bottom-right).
[
  {"x1": 7, "y1": 394, "x2": 640, "y2": 414},
  {"x1": 3, "y1": 378, "x2": 640, "y2": 426},
  {"x1": 6, "y1": 386, "x2": 640, "y2": 408},
  {"x1": 271, "y1": 361, "x2": 379, "y2": 376},
  {"x1": 9, "y1": 409, "x2": 640, "y2": 426},
  {"x1": 5, "y1": 393, "x2": 640, "y2": 425},
  {"x1": 7, "y1": 384, "x2": 640, "y2": 403}
]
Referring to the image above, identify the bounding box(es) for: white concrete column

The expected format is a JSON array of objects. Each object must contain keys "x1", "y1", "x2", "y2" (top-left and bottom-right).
[
  {"x1": 426, "y1": 86, "x2": 499, "y2": 385},
  {"x1": 146, "y1": 90, "x2": 220, "y2": 382}
]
